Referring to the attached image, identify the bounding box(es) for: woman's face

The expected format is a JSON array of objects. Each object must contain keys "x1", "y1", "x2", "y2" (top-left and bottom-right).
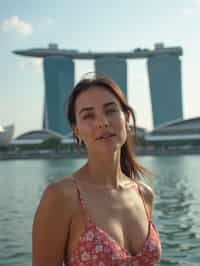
[{"x1": 73, "y1": 86, "x2": 129, "y2": 154}]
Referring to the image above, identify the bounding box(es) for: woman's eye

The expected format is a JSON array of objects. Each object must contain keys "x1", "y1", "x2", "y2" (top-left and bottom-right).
[
  {"x1": 82, "y1": 113, "x2": 94, "y2": 119},
  {"x1": 106, "y1": 108, "x2": 117, "y2": 114}
]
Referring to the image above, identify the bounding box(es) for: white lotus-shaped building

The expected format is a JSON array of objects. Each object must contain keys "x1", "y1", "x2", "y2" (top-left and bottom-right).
[{"x1": 0, "y1": 124, "x2": 14, "y2": 146}]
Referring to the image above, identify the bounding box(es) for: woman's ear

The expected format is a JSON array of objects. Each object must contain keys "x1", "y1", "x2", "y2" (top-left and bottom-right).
[
  {"x1": 72, "y1": 125, "x2": 83, "y2": 145},
  {"x1": 72, "y1": 125, "x2": 79, "y2": 139},
  {"x1": 125, "y1": 111, "x2": 130, "y2": 129}
]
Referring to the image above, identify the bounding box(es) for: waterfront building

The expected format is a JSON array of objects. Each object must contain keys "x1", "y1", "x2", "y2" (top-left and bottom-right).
[
  {"x1": 43, "y1": 56, "x2": 74, "y2": 135},
  {"x1": 95, "y1": 57, "x2": 127, "y2": 98},
  {"x1": 147, "y1": 44, "x2": 183, "y2": 128},
  {"x1": 13, "y1": 43, "x2": 183, "y2": 132},
  {"x1": 12, "y1": 129, "x2": 64, "y2": 145},
  {"x1": 0, "y1": 124, "x2": 14, "y2": 146},
  {"x1": 145, "y1": 117, "x2": 200, "y2": 144}
]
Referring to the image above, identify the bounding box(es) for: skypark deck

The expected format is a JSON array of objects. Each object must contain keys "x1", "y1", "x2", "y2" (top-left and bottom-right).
[{"x1": 13, "y1": 43, "x2": 183, "y2": 59}]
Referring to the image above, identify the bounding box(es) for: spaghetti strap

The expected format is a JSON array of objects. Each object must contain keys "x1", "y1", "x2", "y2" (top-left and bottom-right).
[
  {"x1": 71, "y1": 176, "x2": 92, "y2": 223},
  {"x1": 67, "y1": 178, "x2": 162, "y2": 265},
  {"x1": 137, "y1": 182, "x2": 151, "y2": 221}
]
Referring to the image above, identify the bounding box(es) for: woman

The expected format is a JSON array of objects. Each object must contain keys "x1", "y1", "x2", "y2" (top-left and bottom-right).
[{"x1": 32, "y1": 75, "x2": 161, "y2": 266}]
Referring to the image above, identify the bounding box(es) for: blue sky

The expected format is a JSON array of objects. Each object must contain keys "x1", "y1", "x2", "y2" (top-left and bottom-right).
[{"x1": 0, "y1": 0, "x2": 200, "y2": 137}]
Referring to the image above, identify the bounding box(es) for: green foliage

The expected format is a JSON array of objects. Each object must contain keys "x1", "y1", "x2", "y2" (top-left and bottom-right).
[
  {"x1": 40, "y1": 137, "x2": 62, "y2": 150},
  {"x1": 0, "y1": 146, "x2": 9, "y2": 151}
]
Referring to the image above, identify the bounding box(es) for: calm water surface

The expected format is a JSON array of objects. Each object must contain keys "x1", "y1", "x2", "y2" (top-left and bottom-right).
[{"x1": 0, "y1": 155, "x2": 200, "y2": 266}]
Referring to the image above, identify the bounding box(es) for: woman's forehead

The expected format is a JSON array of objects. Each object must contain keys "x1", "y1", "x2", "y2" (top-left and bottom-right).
[{"x1": 75, "y1": 86, "x2": 120, "y2": 110}]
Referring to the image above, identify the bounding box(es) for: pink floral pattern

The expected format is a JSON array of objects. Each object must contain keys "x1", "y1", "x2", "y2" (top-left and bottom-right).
[
  {"x1": 65, "y1": 177, "x2": 162, "y2": 265},
  {"x1": 66, "y1": 219, "x2": 161, "y2": 266}
]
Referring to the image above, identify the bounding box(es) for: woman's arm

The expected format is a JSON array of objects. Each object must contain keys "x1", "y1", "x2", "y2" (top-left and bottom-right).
[{"x1": 32, "y1": 180, "x2": 75, "y2": 266}]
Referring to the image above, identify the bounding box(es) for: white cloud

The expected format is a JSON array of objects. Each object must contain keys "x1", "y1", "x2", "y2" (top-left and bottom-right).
[
  {"x1": 180, "y1": 0, "x2": 200, "y2": 16},
  {"x1": 19, "y1": 58, "x2": 43, "y2": 72},
  {"x1": 181, "y1": 7, "x2": 195, "y2": 16},
  {"x1": 0, "y1": 16, "x2": 33, "y2": 35}
]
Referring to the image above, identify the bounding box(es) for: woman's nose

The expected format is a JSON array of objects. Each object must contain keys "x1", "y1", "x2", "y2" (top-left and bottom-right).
[{"x1": 96, "y1": 115, "x2": 109, "y2": 128}]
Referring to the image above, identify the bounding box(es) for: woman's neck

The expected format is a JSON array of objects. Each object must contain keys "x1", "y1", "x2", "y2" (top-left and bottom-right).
[{"x1": 84, "y1": 151, "x2": 129, "y2": 189}]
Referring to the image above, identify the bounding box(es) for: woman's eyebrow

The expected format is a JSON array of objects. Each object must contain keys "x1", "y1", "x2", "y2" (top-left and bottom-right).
[
  {"x1": 79, "y1": 102, "x2": 117, "y2": 115},
  {"x1": 103, "y1": 101, "x2": 117, "y2": 108},
  {"x1": 79, "y1": 107, "x2": 94, "y2": 115}
]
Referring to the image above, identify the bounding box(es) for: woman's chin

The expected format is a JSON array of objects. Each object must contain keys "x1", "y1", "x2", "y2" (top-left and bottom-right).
[{"x1": 95, "y1": 143, "x2": 121, "y2": 154}]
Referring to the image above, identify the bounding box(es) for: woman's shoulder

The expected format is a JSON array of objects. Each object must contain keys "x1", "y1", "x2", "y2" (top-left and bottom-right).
[
  {"x1": 44, "y1": 175, "x2": 77, "y2": 201},
  {"x1": 37, "y1": 176, "x2": 78, "y2": 218},
  {"x1": 137, "y1": 180, "x2": 154, "y2": 208},
  {"x1": 32, "y1": 176, "x2": 78, "y2": 265},
  {"x1": 45, "y1": 176, "x2": 76, "y2": 195}
]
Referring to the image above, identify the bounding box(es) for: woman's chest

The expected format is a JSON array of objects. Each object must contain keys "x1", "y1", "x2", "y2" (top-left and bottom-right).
[{"x1": 68, "y1": 189, "x2": 149, "y2": 257}]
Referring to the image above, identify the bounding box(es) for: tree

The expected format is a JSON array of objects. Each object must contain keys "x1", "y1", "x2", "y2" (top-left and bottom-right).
[{"x1": 40, "y1": 137, "x2": 61, "y2": 150}]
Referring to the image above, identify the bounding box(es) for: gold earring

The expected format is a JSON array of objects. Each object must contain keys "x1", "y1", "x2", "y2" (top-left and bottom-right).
[{"x1": 127, "y1": 125, "x2": 131, "y2": 133}]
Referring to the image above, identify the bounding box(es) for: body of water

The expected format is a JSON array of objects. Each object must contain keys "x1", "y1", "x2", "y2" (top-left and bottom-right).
[{"x1": 0, "y1": 155, "x2": 200, "y2": 265}]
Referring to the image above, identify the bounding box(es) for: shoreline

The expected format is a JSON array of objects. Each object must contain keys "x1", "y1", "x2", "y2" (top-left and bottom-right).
[{"x1": 1, "y1": 148, "x2": 200, "y2": 160}]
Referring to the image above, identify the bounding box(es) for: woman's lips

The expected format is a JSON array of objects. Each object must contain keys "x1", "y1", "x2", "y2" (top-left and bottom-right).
[{"x1": 96, "y1": 134, "x2": 116, "y2": 140}]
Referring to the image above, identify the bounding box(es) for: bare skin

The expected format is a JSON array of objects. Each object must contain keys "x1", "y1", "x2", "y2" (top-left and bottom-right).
[{"x1": 32, "y1": 87, "x2": 154, "y2": 266}]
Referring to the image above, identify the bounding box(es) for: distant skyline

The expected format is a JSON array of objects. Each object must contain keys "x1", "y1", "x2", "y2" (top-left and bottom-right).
[{"x1": 0, "y1": 0, "x2": 200, "y2": 137}]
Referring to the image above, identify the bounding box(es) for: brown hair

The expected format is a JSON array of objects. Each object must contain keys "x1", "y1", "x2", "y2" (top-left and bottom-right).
[{"x1": 66, "y1": 73, "x2": 148, "y2": 180}]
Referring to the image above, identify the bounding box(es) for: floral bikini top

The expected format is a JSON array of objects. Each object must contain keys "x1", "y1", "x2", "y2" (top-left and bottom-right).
[{"x1": 65, "y1": 178, "x2": 162, "y2": 266}]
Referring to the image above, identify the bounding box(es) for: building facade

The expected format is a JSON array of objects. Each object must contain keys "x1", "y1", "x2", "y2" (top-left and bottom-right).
[
  {"x1": 43, "y1": 56, "x2": 74, "y2": 135},
  {"x1": 14, "y1": 43, "x2": 184, "y2": 134},
  {"x1": 95, "y1": 57, "x2": 127, "y2": 98},
  {"x1": 147, "y1": 54, "x2": 183, "y2": 128}
]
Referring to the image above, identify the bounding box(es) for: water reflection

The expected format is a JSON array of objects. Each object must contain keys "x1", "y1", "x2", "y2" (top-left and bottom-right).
[
  {"x1": 140, "y1": 156, "x2": 200, "y2": 265},
  {"x1": 0, "y1": 156, "x2": 200, "y2": 266},
  {"x1": 42, "y1": 158, "x2": 86, "y2": 184}
]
